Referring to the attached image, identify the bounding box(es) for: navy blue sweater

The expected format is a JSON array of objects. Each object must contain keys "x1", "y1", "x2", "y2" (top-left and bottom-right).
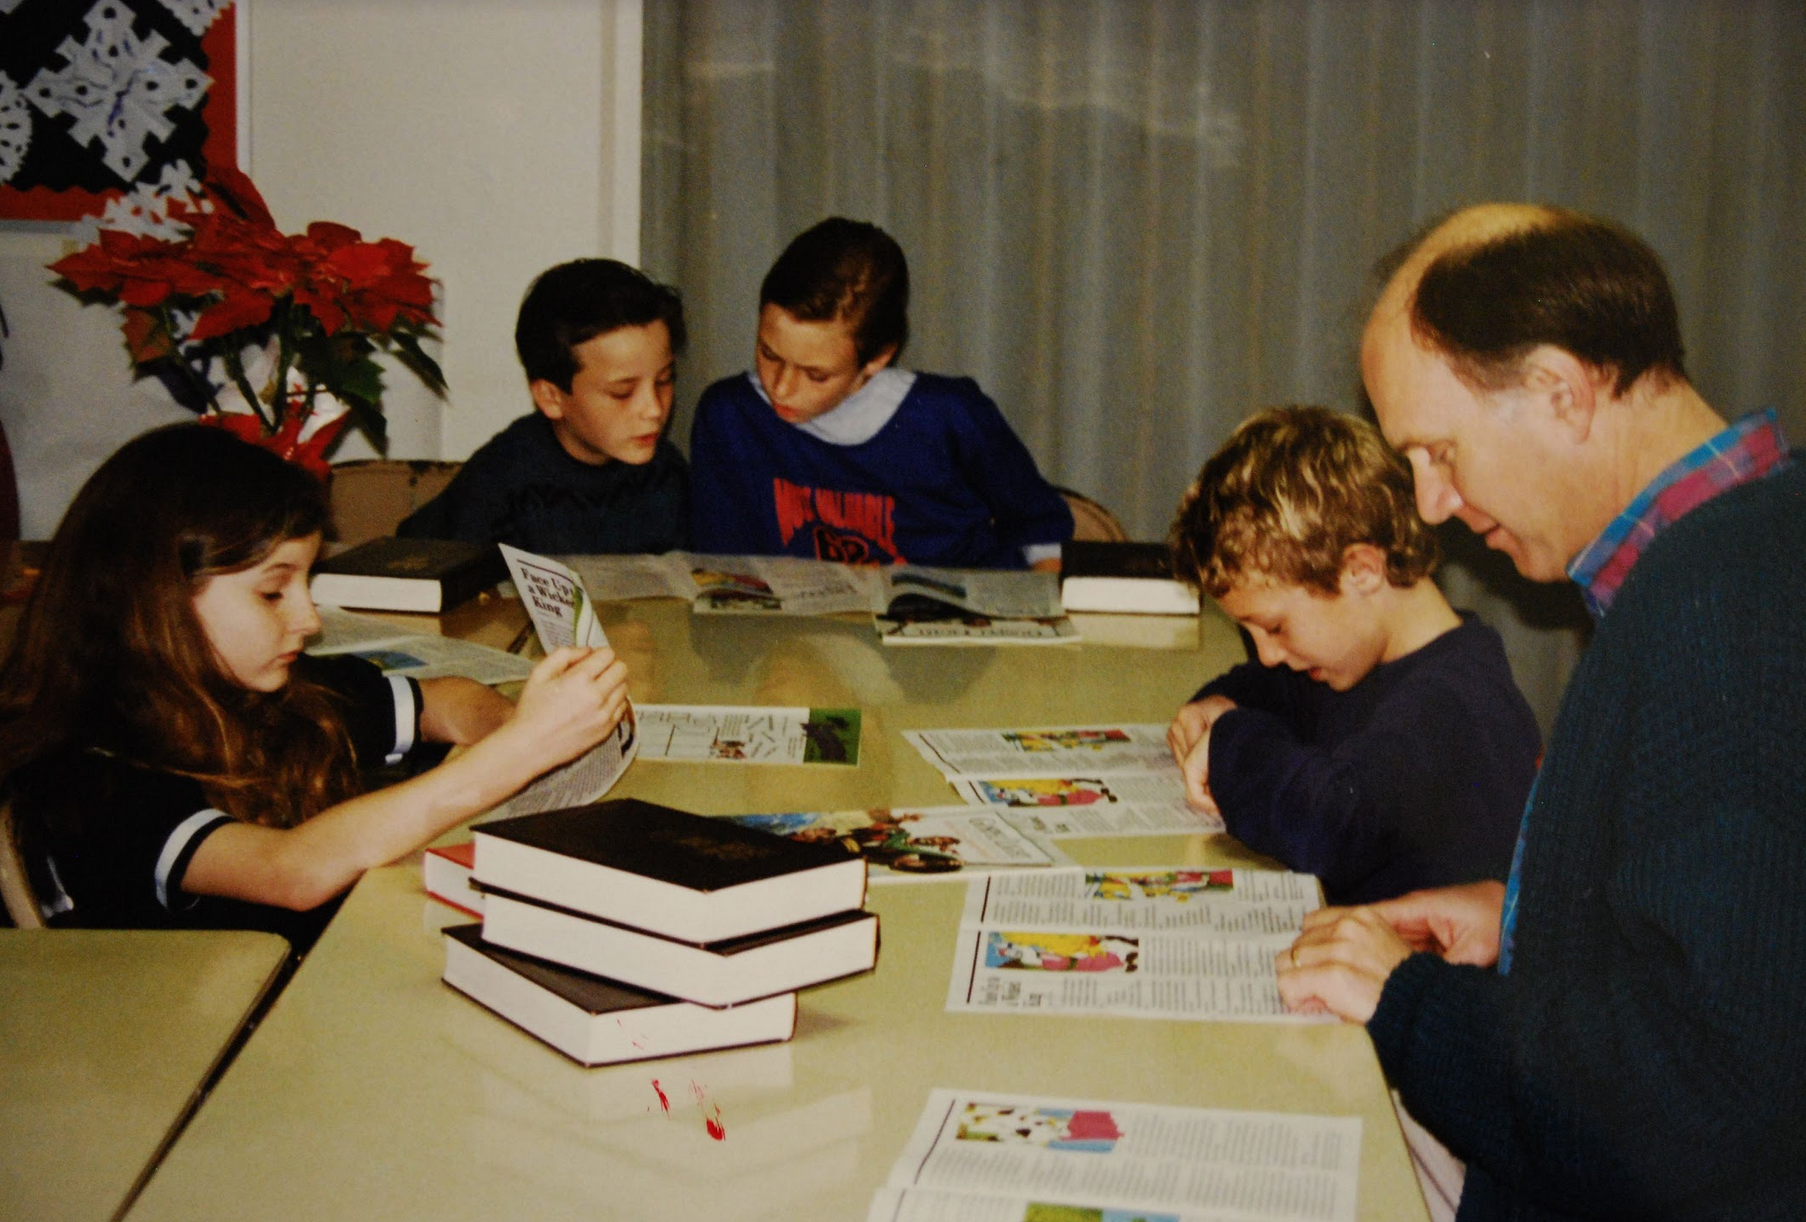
[
  {"x1": 399, "y1": 414, "x2": 688, "y2": 555},
  {"x1": 688, "y1": 372, "x2": 1071, "y2": 568},
  {"x1": 1198, "y1": 613, "x2": 1540, "y2": 905},
  {"x1": 1370, "y1": 460, "x2": 1806, "y2": 1221}
]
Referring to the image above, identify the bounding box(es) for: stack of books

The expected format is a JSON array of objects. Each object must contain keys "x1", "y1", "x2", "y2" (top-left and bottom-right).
[{"x1": 437, "y1": 798, "x2": 878, "y2": 1066}]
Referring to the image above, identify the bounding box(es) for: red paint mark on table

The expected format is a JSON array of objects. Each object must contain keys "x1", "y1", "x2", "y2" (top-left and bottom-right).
[
  {"x1": 690, "y1": 1080, "x2": 726, "y2": 1141},
  {"x1": 651, "y1": 1080, "x2": 670, "y2": 1112}
]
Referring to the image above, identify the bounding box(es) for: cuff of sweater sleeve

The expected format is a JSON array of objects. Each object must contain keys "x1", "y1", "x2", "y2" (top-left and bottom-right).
[
  {"x1": 1206, "y1": 706, "x2": 1295, "y2": 778},
  {"x1": 1366, "y1": 950, "x2": 1446, "y2": 1076}
]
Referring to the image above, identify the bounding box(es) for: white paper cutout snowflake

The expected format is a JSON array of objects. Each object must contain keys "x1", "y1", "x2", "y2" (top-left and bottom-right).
[
  {"x1": 24, "y1": 0, "x2": 212, "y2": 184},
  {"x1": 0, "y1": 0, "x2": 31, "y2": 15},
  {"x1": 156, "y1": 0, "x2": 229, "y2": 38},
  {"x1": 0, "y1": 72, "x2": 30, "y2": 185},
  {"x1": 70, "y1": 159, "x2": 204, "y2": 242}
]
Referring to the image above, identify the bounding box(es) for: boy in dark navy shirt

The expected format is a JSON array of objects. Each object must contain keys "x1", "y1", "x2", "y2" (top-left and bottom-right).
[
  {"x1": 1167, "y1": 405, "x2": 1539, "y2": 904},
  {"x1": 401, "y1": 259, "x2": 689, "y2": 554}
]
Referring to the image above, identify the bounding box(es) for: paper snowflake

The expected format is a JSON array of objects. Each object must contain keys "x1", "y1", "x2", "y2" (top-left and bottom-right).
[
  {"x1": 156, "y1": 0, "x2": 230, "y2": 38},
  {"x1": 24, "y1": 0, "x2": 211, "y2": 184},
  {"x1": 0, "y1": 72, "x2": 29, "y2": 184}
]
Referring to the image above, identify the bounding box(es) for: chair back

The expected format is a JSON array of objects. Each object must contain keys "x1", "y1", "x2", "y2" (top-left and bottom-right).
[
  {"x1": 1056, "y1": 487, "x2": 1130, "y2": 543},
  {"x1": 0, "y1": 802, "x2": 45, "y2": 929},
  {"x1": 327, "y1": 459, "x2": 461, "y2": 546}
]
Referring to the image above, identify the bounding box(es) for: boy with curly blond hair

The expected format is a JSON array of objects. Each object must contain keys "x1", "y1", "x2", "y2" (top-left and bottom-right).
[{"x1": 1167, "y1": 405, "x2": 1539, "y2": 904}]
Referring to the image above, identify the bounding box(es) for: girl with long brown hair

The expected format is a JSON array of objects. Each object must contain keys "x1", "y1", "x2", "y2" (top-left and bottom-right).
[{"x1": 0, "y1": 424, "x2": 628, "y2": 946}]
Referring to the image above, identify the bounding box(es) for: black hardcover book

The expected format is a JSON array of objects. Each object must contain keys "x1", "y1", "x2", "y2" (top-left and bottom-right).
[
  {"x1": 470, "y1": 799, "x2": 868, "y2": 944},
  {"x1": 1060, "y1": 541, "x2": 1200, "y2": 615},
  {"x1": 475, "y1": 895, "x2": 880, "y2": 1008},
  {"x1": 441, "y1": 925, "x2": 797, "y2": 1064},
  {"x1": 310, "y1": 537, "x2": 506, "y2": 613}
]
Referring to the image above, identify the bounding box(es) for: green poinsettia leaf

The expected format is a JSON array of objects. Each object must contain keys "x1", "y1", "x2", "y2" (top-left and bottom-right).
[{"x1": 388, "y1": 330, "x2": 447, "y2": 395}]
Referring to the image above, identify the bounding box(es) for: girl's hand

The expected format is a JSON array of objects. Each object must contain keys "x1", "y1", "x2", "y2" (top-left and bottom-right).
[{"x1": 502, "y1": 646, "x2": 630, "y2": 774}]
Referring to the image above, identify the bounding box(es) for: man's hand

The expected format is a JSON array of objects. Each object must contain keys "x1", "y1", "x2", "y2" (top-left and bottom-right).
[
  {"x1": 1274, "y1": 881, "x2": 1505, "y2": 1022},
  {"x1": 1368, "y1": 880, "x2": 1506, "y2": 966},
  {"x1": 1167, "y1": 695, "x2": 1236, "y2": 812}
]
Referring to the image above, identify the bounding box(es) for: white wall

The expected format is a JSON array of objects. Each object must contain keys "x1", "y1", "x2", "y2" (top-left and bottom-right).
[{"x1": 0, "y1": 0, "x2": 642, "y2": 536}]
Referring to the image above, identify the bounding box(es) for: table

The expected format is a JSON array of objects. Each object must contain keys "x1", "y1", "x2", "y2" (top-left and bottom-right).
[
  {"x1": 125, "y1": 600, "x2": 1432, "y2": 1222},
  {"x1": 0, "y1": 929, "x2": 290, "y2": 1222}
]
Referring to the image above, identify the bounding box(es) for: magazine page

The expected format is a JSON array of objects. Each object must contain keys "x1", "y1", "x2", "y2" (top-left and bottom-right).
[
  {"x1": 905, "y1": 725, "x2": 1176, "y2": 780},
  {"x1": 952, "y1": 772, "x2": 1224, "y2": 836},
  {"x1": 685, "y1": 553, "x2": 880, "y2": 616},
  {"x1": 880, "y1": 566, "x2": 1063, "y2": 618},
  {"x1": 309, "y1": 608, "x2": 534, "y2": 684},
  {"x1": 634, "y1": 704, "x2": 863, "y2": 765},
  {"x1": 958, "y1": 869, "x2": 1320, "y2": 934},
  {"x1": 722, "y1": 807, "x2": 1072, "y2": 882},
  {"x1": 563, "y1": 553, "x2": 695, "y2": 603},
  {"x1": 875, "y1": 1090, "x2": 1360, "y2": 1222},
  {"x1": 500, "y1": 544, "x2": 609, "y2": 651}
]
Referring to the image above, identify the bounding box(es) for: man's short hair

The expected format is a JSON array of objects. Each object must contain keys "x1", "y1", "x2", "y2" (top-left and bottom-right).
[
  {"x1": 760, "y1": 218, "x2": 909, "y2": 365},
  {"x1": 1402, "y1": 208, "x2": 1686, "y2": 396},
  {"x1": 1170, "y1": 406, "x2": 1440, "y2": 598},
  {"x1": 515, "y1": 259, "x2": 686, "y2": 391}
]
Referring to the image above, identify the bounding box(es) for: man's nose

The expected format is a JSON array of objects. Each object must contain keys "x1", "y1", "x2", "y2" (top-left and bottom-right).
[{"x1": 1410, "y1": 454, "x2": 1461, "y2": 525}]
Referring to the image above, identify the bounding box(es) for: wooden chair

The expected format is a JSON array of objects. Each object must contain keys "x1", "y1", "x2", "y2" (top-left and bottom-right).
[
  {"x1": 1056, "y1": 487, "x2": 1130, "y2": 543},
  {"x1": 0, "y1": 802, "x2": 45, "y2": 929},
  {"x1": 327, "y1": 459, "x2": 461, "y2": 546}
]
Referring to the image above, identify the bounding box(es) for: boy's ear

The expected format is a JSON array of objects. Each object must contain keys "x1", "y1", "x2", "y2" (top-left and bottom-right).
[
  {"x1": 860, "y1": 344, "x2": 899, "y2": 379},
  {"x1": 1338, "y1": 544, "x2": 1388, "y2": 596},
  {"x1": 529, "y1": 378, "x2": 569, "y2": 420}
]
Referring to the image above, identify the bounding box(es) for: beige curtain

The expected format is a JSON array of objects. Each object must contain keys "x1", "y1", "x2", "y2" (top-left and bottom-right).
[{"x1": 643, "y1": 0, "x2": 1806, "y2": 731}]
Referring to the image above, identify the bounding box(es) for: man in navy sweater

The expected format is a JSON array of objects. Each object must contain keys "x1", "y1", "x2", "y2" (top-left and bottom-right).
[{"x1": 1278, "y1": 205, "x2": 1805, "y2": 1220}]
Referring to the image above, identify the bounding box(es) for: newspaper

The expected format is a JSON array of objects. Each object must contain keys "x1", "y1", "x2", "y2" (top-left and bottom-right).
[
  {"x1": 905, "y1": 724, "x2": 1177, "y2": 780},
  {"x1": 871, "y1": 1089, "x2": 1360, "y2": 1222},
  {"x1": 688, "y1": 553, "x2": 880, "y2": 616},
  {"x1": 944, "y1": 868, "x2": 1324, "y2": 1022},
  {"x1": 723, "y1": 807, "x2": 1071, "y2": 882},
  {"x1": 960, "y1": 868, "x2": 1320, "y2": 934},
  {"x1": 491, "y1": 545, "x2": 638, "y2": 807},
  {"x1": 307, "y1": 607, "x2": 535, "y2": 685},
  {"x1": 951, "y1": 771, "x2": 1224, "y2": 835},
  {"x1": 560, "y1": 552, "x2": 881, "y2": 615},
  {"x1": 879, "y1": 566, "x2": 1063, "y2": 619},
  {"x1": 633, "y1": 704, "x2": 863, "y2": 765}
]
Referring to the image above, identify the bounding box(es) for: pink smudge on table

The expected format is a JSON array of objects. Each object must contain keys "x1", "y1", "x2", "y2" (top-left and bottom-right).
[{"x1": 651, "y1": 1080, "x2": 670, "y2": 1113}]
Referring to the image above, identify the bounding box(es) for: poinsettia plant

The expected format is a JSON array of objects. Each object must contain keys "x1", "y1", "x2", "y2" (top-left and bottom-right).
[{"x1": 49, "y1": 167, "x2": 444, "y2": 475}]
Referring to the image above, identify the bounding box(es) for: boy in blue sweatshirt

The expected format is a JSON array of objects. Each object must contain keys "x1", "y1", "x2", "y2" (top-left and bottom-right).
[
  {"x1": 1167, "y1": 406, "x2": 1539, "y2": 905},
  {"x1": 688, "y1": 218, "x2": 1071, "y2": 569}
]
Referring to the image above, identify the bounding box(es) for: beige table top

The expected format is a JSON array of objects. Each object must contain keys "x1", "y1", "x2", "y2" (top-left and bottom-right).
[
  {"x1": 126, "y1": 599, "x2": 1430, "y2": 1222},
  {"x1": 0, "y1": 928, "x2": 290, "y2": 1222}
]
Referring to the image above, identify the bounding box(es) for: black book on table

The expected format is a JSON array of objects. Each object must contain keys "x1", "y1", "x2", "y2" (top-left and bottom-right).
[
  {"x1": 477, "y1": 890, "x2": 880, "y2": 1009},
  {"x1": 309, "y1": 536, "x2": 507, "y2": 613},
  {"x1": 1059, "y1": 540, "x2": 1201, "y2": 615},
  {"x1": 441, "y1": 925, "x2": 797, "y2": 1066},
  {"x1": 470, "y1": 798, "x2": 868, "y2": 945}
]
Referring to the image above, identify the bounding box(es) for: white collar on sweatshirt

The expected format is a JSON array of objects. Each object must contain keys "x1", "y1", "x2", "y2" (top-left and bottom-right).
[{"x1": 745, "y1": 367, "x2": 917, "y2": 447}]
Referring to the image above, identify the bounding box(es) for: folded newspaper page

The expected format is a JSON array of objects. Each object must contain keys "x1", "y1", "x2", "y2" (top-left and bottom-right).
[
  {"x1": 945, "y1": 868, "x2": 1324, "y2": 1022},
  {"x1": 308, "y1": 607, "x2": 533, "y2": 685},
  {"x1": 491, "y1": 545, "x2": 638, "y2": 811},
  {"x1": 723, "y1": 807, "x2": 1070, "y2": 882},
  {"x1": 633, "y1": 704, "x2": 862, "y2": 766},
  {"x1": 871, "y1": 1089, "x2": 1360, "y2": 1222},
  {"x1": 906, "y1": 725, "x2": 1177, "y2": 780},
  {"x1": 951, "y1": 771, "x2": 1225, "y2": 836}
]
